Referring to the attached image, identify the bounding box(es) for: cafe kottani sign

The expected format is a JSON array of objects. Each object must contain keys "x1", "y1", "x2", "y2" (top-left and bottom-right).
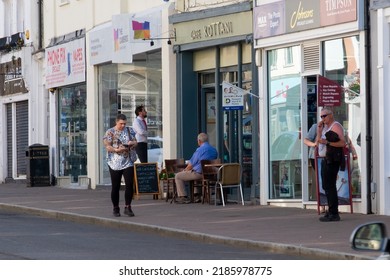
[
  {"x1": 190, "y1": 21, "x2": 233, "y2": 40},
  {"x1": 173, "y1": 11, "x2": 252, "y2": 45}
]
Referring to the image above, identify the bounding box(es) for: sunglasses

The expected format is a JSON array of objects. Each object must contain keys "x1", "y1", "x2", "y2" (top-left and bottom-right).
[{"x1": 320, "y1": 114, "x2": 328, "y2": 119}]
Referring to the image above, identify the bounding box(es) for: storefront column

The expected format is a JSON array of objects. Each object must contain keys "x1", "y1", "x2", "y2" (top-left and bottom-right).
[{"x1": 86, "y1": 64, "x2": 98, "y2": 189}]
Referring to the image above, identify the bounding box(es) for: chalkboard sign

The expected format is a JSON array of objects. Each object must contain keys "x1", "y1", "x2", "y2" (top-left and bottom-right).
[{"x1": 134, "y1": 163, "x2": 160, "y2": 195}]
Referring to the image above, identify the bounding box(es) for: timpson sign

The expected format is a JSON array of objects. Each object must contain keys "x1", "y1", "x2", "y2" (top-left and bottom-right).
[{"x1": 173, "y1": 11, "x2": 252, "y2": 45}]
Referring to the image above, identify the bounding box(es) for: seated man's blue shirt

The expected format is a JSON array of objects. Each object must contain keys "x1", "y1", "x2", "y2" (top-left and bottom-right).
[{"x1": 189, "y1": 142, "x2": 218, "y2": 173}]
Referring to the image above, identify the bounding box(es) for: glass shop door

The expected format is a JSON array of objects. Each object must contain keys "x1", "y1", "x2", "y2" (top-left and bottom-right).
[{"x1": 58, "y1": 85, "x2": 87, "y2": 183}]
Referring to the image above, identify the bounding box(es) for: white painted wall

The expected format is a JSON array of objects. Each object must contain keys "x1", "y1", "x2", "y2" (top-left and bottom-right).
[
  {"x1": 0, "y1": 0, "x2": 44, "y2": 182},
  {"x1": 375, "y1": 7, "x2": 390, "y2": 215}
]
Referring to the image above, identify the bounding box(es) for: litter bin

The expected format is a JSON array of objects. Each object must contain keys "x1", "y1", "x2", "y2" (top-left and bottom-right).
[{"x1": 26, "y1": 144, "x2": 50, "y2": 187}]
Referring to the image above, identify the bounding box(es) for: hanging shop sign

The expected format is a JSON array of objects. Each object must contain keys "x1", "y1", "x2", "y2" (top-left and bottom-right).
[
  {"x1": 89, "y1": 7, "x2": 163, "y2": 65},
  {"x1": 45, "y1": 37, "x2": 86, "y2": 89},
  {"x1": 222, "y1": 81, "x2": 244, "y2": 111},
  {"x1": 317, "y1": 75, "x2": 342, "y2": 107},
  {"x1": 111, "y1": 8, "x2": 162, "y2": 64}
]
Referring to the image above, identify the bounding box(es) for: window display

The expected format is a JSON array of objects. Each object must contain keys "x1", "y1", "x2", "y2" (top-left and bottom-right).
[
  {"x1": 268, "y1": 46, "x2": 302, "y2": 199},
  {"x1": 98, "y1": 54, "x2": 163, "y2": 185},
  {"x1": 58, "y1": 85, "x2": 87, "y2": 183}
]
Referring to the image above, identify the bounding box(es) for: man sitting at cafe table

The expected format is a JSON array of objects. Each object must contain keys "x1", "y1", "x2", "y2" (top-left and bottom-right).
[{"x1": 175, "y1": 132, "x2": 218, "y2": 204}]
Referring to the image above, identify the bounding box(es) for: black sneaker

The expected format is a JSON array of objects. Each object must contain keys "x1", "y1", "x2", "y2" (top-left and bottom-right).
[
  {"x1": 323, "y1": 211, "x2": 329, "y2": 218},
  {"x1": 319, "y1": 214, "x2": 340, "y2": 222},
  {"x1": 124, "y1": 207, "x2": 135, "y2": 217},
  {"x1": 113, "y1": 207, "x2": 120, "y2": 217}
]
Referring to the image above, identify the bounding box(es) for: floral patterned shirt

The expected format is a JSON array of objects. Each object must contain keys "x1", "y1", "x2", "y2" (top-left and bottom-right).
[{"x1": 103, "y1": 126, "x2": 137, "y2": 170}]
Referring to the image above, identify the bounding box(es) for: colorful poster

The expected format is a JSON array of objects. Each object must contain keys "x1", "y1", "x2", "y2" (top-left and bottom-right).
[
  {"x1": 111, "y1": 7, "x2": 162, "y2": 63},
  {"x1": 132, "y1": 20, "x2": 150, "y2": 40},
  {"x1": 129, "y1": 8, "x2": 162, "y2": 54}
]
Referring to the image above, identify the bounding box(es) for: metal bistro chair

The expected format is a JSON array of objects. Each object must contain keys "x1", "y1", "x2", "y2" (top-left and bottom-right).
[
  {"x1": 162, "y1": 158, "x2": 185, "y2": 203},
  {"x1": 201, "y1": 159, "x2": 221, "y2": 204},
  {"x1": 214, "y1": 163, "x2": 244, "y2": 207}
]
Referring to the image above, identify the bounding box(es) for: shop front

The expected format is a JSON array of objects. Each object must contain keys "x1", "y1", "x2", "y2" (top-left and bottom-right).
[
  {"x1": 0, "y1": 56, "x2": 29, "y2": 181},
  {"x1": 254, "y1": 0, "x2": 368, "y2": 213},
  {"x1": 45, "y1": 34, "x2": 87, "y2": 187},
  {"x1": 97, "y1": 58, "x2": 163, "y2": 185},
  {"x1": 88, "y1": 8, "x2": 166, "y2": 186},
  {"x1": 170, "y1": 2, "x2": 259, "y2": 201}
]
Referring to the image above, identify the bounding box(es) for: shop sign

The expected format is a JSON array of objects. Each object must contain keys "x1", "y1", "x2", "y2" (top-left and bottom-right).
[
  {"x1": 222, "y1": 81, "x2": 244, "y2": 111},
  {"x1": 45, "y1": 37, "x2": 86, "y2": 89},
  {"x1": 254, "y1": 0, "x2": 357, "y2": 39},
  {"x1": 173, "y1": 11, "x2": 252, "y2": 45},
  {"x1": 317, "y1": 75, "x2": 341, "y2": 107},
  {"x1": 89, "y1": 24, "x2": 113, "y2": 65},
  {"x1": 254, "y1": 1, "x2": 285, "y2": 39},
  {"x1": 286, "y1": 0, "x2": 320, "y2": 33},
  {"x1": 111, "y1": 8, "x2": 162, "y2": 64},
  {"x1": 4, "y1": 78, "x2": 28, "y2": 95},
  {"x1": 320, "y1": 0, "x2": 357, "y2": 26},
  {"x1": 112, "y1": 14, "x2": 134, "y2": 64}
]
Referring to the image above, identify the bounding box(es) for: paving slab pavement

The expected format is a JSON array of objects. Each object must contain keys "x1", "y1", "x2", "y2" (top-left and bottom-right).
[{"x1": 1, "y1": 182, "x2": 390, "y2": 260}]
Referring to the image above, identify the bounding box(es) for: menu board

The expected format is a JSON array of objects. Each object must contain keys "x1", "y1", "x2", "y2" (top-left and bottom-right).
[{"x1": 134, "y1": 163, "x2": 160, "y2": 195}]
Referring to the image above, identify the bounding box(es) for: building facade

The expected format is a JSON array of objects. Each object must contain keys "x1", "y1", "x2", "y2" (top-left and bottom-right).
[
  {"x1": 170, "y1": 0, "x2": 260, "y2": 202},
  {"x1": 42, "y1": 0, "x2": 177, "y2": 189},
  {"x1": 2, "y1": 0, "x2": 390, "y2": 216},
  {"x1": 369, "y1": 0, "x2": 390, "y2": 215},
  {"x1": 0, "y1": 0, "x2": 177, "y2": 188},
  {"x1": 0, "y1": 0, "x2": 47, "y2": 183},
  {"x1": 254, "y1": 0, "x2": 371, "y2": 213}
]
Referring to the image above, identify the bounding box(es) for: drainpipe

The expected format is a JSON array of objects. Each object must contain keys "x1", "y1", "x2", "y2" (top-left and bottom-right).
[
  {"x1": 364, "y1": 0, "x2": 373, "y2": 214},
  {"x1": 38, "y1": 0, "x2": 43, "y2": 50}
]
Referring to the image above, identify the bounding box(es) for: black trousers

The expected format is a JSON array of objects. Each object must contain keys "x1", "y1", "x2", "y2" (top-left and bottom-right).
[
  {"x1": 136, "y1": 142, "x2": 148, "y2": 163},
  {"x1": 109, "y1": 166, "x2": 134, "y2": 209},
  {"x1": 321, "y1": 159, "x2": 340, "y2": 215}
]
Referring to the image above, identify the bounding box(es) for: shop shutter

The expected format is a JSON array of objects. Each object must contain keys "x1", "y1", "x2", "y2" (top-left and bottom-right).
[
  {"x1": 302, "y1": 42, "x2": 320, "y2": 75},
  {"x1": 16, "y1": 101, "x2": 28, "y2": 176},
  {"x1": 6, "y1": 104, "x2": 12, "y2": 178}
]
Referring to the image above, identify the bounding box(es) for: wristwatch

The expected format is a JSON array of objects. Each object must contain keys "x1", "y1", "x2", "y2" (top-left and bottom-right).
[{"x1": 326, "y1": 141, "x2": 330, "y2": 146}]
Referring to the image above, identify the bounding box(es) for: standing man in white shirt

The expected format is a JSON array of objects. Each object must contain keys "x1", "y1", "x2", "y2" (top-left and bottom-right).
[{"x1": 132, "y1": 105, "x2": 148, "y2": 163}]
